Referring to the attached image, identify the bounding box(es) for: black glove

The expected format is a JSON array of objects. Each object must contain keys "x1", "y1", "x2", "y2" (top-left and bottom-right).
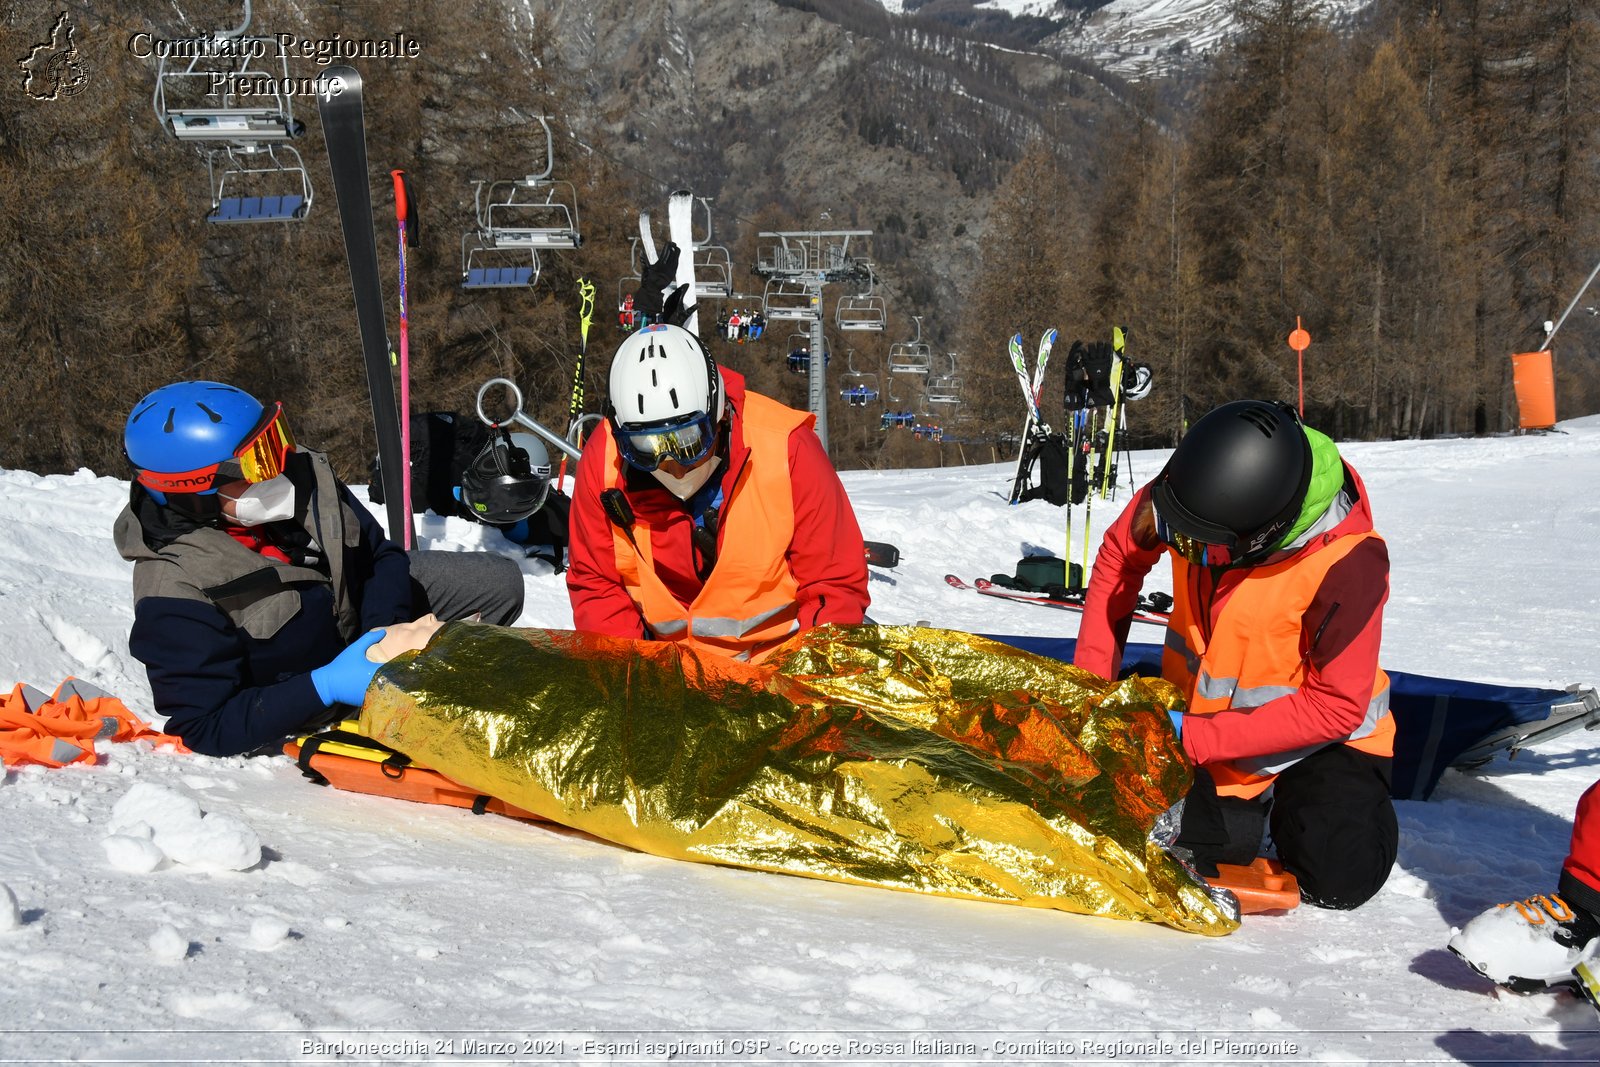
[
  {"x1": 659, "y1": 283, "x2": 695, "y2": 328},
  {"x1": 635, "y1": 242, "x2": 682, "y2": 320}
]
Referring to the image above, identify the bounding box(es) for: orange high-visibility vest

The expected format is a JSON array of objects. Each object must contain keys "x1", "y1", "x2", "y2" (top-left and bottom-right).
[
  {"x1": 0, "y1": 680, "x2": 184, "y2": 769},
  {"x1": 1162, "y1": 530, "x2": 1395, "y2": 798},
  {"x1": 602, "y1": 393, "x2": 812, "y2": 662}
]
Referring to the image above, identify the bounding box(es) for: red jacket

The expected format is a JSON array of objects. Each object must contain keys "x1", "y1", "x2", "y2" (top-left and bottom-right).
[
  {"x1": 1074, "y1": 464, "x2": 1389, "y2": 771},
  {"x1": 567, "y1": 367, "x2": 869, "y2": 646}
]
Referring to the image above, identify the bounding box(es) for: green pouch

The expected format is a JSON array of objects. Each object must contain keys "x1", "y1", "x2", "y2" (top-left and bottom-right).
[{"x1": 1015, "y1": 556, "x2": 1083, "y2": 592}]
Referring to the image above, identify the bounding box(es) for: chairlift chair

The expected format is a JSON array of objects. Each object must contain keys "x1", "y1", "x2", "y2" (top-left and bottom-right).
[
  {"x1": 693, "y1": 247, "x2": 733, "y2": 300},
  {"x1": 836, "y1": 294, "x2": 886, "y2": 332},
  {"x1": 786, "y1": 333, "x2": 828, "y2": 374},
  {"x1": 888, "y1": 315, "x2": 932, "y2": 374},
  {"x1": 152, "y1": 12, "x2": 313, "y2": 224},
  {"x1": 203, "y1": 142, "x2": 312, "y2": 223},
  {"x1": 472, "y1": 177, "x2": 581, "y2": 251},
  {"x1": 838, "y1": 351, "x2": 880, "y2": 407},
  {"x1": 686, "y1": 197, "x2": 733, "y2": 300},
  {"x1": 763, "y1": 278, "x2": 819, "y2": 321},
  {"x1": 465, "y1": 116, "x2": 582, "y2": 254},
  {"x1": 461, "y1": 229, "x2": 540, "y2": 289},
  {"x1": 153, "y1": 36, "x2": 306, "y2": 144},
  {"x1": 617, "y1": 275, "x2": 644, "y2": 330},
  {"x1": 925, "y1": 353, "x2": 963, "y2": 406}
]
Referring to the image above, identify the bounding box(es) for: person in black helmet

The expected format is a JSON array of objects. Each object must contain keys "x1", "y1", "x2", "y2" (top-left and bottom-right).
[
  {"x1": 114, "y1": 381, "x2": 526, "y2": 758},
  {"x1": 1075, "y1": 400, "x2": 1397, "y2": 909}
]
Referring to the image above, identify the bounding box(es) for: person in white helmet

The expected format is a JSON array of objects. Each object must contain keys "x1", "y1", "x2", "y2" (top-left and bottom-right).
[{"x1": 566, "y1": 323, "x2": 869, "y2": 662}]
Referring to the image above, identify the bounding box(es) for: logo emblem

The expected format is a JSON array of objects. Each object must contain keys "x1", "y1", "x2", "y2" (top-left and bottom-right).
[{"x1": 20, "y1": 12, "x2": 90, "y2": 101}]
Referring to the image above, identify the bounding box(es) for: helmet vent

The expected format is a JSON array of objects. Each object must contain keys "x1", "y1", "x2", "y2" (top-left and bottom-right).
[
  {"x1": 162, "y1": 408, "x2": 175, "y2": 434},
  {"x1": 669, "y1": 387, "x2": 679, "y2": 407},
  {"x1": 1240, "y1": 407, "x2": 1278, "y2": 437}
]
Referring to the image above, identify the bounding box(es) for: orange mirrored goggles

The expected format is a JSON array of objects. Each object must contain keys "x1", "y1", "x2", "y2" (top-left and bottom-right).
[{"x1": 135, "y1": 403, "x2": 296, "y2": 494}]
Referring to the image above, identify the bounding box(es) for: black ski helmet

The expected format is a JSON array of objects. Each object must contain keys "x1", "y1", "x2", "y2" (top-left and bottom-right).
[
  {"x1": 460, "y1": 430, "x2": 552, "y2": 525},
  {"x1": 1150, "y1": 400, "x2": 1312, "y2": 563}
]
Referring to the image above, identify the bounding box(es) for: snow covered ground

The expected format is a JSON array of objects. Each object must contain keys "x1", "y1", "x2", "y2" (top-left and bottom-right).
[
  {"x1": 2, "y1": 418, "x2": 1599, "y2": 1063},
  {"x1": 1067, "y1": 0, "x2": 1370, "y2": 79}
]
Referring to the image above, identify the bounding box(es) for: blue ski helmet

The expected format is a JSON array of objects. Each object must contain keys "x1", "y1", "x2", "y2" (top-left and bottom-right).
[{"x1": 124, "y1": 381, "x2": 265, "y2": 501}]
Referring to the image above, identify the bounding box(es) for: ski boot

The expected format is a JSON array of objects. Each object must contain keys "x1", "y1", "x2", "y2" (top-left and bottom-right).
[
  {"x1": 1448, "y1": 893, "x2": 1600, "y2": 994},
  {"x1": 1148, "y1": 800, "x2": 1241, "y2": 924}
]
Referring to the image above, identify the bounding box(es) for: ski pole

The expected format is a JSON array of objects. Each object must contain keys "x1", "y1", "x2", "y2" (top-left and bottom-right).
[
  {"x1": 1100, "y1": 327, "x2": 1126, "y2": 499},
  {"x1": 558, "y1": 278, "x2": 595, "y2": 490},
  {"x1": 390, "y1": 169, "x2": 417, "y2": 548},
  {"x1": 1081, "y1": 409, "x2": 1098, "y2": 584}
]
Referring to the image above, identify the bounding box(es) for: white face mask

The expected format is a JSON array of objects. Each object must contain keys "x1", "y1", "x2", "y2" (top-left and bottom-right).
[
  {"x1": 650, "y1": 455, "x2": 721, "y2": 500},
  {"x1": 219, "y1": 475, "x2": 297, "y2": 527}
]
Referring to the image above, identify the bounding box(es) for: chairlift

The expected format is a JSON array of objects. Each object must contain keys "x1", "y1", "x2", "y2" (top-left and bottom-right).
[
  {"x1": 153, "y1": 25, "x2": 305, "y2": 143},
  {"x1": 617, "y1": 275, "x2": 644, "y2": 331},
  {"x1": 461, "y1": 229, "x2": 540, "y2": 289},
  {"x1": 460, "y1": 117, "x2": 579, "y2": 290},
  {"x1": 688, "y1": 197, "x2": 733, "y2": 300},
  {"x1": 786, "y1": 333, "x2": 828, "y2": 374},
  {"x1": 836, "y1": 294, "x2": 886, "y2": 332},
  {"x1": 203, "y1": 142, "x2": 311, "y2": 223},
  {"x1": 694, "y1": 247, "x2": 734, "y2": 300},
  {"x1": 888, "y1": 316, "x2": 932, "y2": 374},
  {"x1": 151, "y1": 3, "x2": 312, "y2": 222},
  {"x1": 763, "y1": 278, "x2": 819, "y2": 321},
  {"x1": 925, "y1": 352, "x2": 963, "y2": 406},
  {"x1": 880, "y1": 410, "x2": 916, "y2": 430},
  {"x1": 716, "y1": 306, "x2": 763, "y2": 344},
  {"x1": 838, "y1": 351, "x2": 880, "y2": 407}
]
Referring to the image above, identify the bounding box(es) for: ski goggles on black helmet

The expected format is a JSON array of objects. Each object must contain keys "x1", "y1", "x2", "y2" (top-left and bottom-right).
[
  {"x1": 1150, "y1": 480, "x2": 1298, "y2": 569},
  {"x1": 134, "y1": 402, "x2": 296, "y2": 494},
  {"x1": 614, "y1": 411, "x2": 719, "y2": 473}
]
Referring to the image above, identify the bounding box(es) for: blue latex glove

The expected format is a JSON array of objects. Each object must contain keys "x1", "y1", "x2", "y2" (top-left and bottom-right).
[
  {"x1": 1169, "y1": 709, "x2": 1185, "y2": 737},
  {"x1": 310, "y1": 630, "x2": 386, "y2": 707}
]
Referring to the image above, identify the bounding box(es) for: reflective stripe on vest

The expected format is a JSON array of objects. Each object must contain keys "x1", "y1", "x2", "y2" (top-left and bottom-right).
[
  {"x1": 602, "y1": 393, "x2": 812, "y2": 662},
  {"x1": 1162, "y1": 528, "x2": 1395, "y2": 798}
]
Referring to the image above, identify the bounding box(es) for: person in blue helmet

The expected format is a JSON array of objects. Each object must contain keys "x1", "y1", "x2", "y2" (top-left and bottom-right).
[{"x1": 113, "y1": 381, "x2": 525, "y2": 757}]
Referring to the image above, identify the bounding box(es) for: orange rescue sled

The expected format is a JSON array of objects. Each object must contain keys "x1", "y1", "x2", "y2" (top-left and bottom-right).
[
  {"x1": 1207, "y1": 857, "x2": 1301, "y2": 914},
  {"x1": 286, "y1": 724, "x2": 544, "y2": 822}
]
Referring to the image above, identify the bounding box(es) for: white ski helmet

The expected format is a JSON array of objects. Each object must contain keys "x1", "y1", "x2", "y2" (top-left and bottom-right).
[{"x1": 608, "y1": 324, "x2": 724, "y2": 429}]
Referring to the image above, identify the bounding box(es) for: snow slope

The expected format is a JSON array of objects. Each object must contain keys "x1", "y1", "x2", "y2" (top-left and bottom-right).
[{"x1": 1, "y1": 420, "x2": 1599, "y2": 1063}]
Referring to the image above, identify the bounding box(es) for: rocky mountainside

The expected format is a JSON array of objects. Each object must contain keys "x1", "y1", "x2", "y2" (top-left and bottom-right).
[{"x1": 535, "y1": 0, "x2": 1139, "y2": 347}]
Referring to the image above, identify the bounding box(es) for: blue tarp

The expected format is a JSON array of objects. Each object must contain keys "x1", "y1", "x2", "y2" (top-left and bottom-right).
[{"x1": 983, "y1": 634, "x2": 1570, "y2": 801}]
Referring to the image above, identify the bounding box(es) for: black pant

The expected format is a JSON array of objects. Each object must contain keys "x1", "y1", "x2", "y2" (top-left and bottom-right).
[
  {"x1": 406, "y1": 550, "x2": 524, "y2": 626},
  {"x1": 1177, "y1": 744, "x2": 1398, "y2": 910}
]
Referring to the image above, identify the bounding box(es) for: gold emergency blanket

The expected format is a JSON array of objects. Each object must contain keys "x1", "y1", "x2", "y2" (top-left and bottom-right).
[{"x1": 361, "y1": 622, "x2": 1236, "y2": 936}]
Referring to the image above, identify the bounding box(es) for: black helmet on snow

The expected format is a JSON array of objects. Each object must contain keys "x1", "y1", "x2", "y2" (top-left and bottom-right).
[
  {"x1": 460, "y1": 430, "x2": 552, "y2": 525},
  {"x1": 1150, "y1": 400, "x2": 1312, "y2": 566}
]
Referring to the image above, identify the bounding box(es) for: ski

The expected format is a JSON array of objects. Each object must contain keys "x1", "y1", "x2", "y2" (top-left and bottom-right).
[
  {"x1": 318, "y1": 66, "x2": 411, "y2": 546},
  {"x1": 1031, "y1": 328, "x2": 1057, "y2": 412},
  {"x1": 944, "y1": 575, "x2": 1170, "y2": 627},
  {"x1": 865, "y1": 540, "x2": 900, "y2": 568},
  {"x1": 668, "y1": 189, "x2": 699, "y2": 336}
]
